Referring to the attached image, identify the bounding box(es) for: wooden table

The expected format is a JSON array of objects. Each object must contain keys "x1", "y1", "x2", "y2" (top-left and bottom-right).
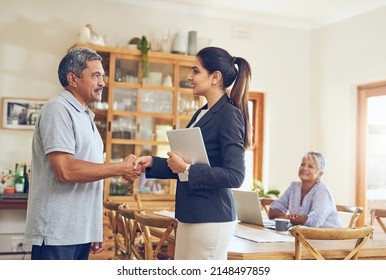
[
  {"x1": 228, "y1": 223, "x2": 386, "y2": 260},
  {"x1": 151, "y1": 218, "x2": 386, "y2": 260}
]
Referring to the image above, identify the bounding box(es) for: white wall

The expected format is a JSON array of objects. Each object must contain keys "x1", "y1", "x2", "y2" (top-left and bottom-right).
[
  {"x1": 310, "y1": 6, "x2": 386, "y2": 204},
  {"x1": 1, "y1": 0, "x2": 385, "y2": 236}
]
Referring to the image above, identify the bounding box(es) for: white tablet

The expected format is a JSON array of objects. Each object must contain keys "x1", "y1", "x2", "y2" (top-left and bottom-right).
[{"x1": 166, "y1": 127, "x2": 210, "y2": 182}]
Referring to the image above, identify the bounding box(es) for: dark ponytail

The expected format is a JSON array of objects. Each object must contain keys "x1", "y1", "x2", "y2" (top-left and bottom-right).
[{"x1": 196, "y1": 47, "x2": 252, "y2": 149}]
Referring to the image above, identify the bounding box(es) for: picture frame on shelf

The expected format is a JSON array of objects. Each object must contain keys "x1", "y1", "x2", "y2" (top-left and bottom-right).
[{"x1": 1, "y1": 97, "x2": 46, "y2": 130}]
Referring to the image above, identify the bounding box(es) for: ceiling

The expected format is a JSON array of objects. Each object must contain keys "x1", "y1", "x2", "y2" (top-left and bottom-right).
[{"x1": 106, "y1": 0, "x2": 386, "y2": 29}]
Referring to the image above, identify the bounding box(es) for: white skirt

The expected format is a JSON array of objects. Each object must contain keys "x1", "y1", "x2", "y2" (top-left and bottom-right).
[{"x1": 174, "y1": 220, "x2": 236, "y2": 260}]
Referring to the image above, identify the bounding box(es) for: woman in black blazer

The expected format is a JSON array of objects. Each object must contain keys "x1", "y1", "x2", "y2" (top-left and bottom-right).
[{"x1": 134, "y1": 47, "x2": 252, "y2": 259}]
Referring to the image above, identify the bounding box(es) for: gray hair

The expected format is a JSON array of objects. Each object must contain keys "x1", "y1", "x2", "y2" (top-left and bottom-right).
[
  {"x1": 58, "y1": 47, "x2": 102, "y2": 87},
  {"x1": 303, "y1": 151, "x2": 326, "y2": 173}
]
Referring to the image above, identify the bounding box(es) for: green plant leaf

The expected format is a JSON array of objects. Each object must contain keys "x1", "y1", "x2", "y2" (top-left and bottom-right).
[
  {"x1": 251, "y1": 179, "x2": 280, "y2": 198},
  {"x1": 138, "y1": 36, "x2": 150, "y2": 78},
  {"x1": 266, "y1": 190, "x2": 280, "y2": 197}
]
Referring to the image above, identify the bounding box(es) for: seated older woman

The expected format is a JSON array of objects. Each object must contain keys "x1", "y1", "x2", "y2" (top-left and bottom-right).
[{"x1": 269, "y1": 151, "x2": 342, "y2": 228}]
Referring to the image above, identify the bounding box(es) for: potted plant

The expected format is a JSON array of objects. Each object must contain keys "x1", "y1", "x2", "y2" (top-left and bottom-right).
[
  {"x1": 137, "y1": 36, "x2": 150, "y2": 79},
  {"x1": 251, "y1": 179, "x2": 280, "y2": 198}
]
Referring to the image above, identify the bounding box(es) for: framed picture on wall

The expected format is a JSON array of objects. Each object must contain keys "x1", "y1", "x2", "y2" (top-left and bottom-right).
[{"x1": 1, "y1": 97, "x2": 46, "y2": 130}]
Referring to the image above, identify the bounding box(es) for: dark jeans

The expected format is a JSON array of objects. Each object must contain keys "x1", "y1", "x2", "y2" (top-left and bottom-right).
[{"x1": 31, "y1": 242, "x2": 91, "y2": 260}]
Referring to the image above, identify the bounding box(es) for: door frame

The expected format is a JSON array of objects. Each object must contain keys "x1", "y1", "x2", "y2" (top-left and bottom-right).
[
  {"x1": 356, "y1": 81, "x2": 386, "y2": 225},
  {"x1": 249, "y1": 92, "x2": 264, "y2": 181}
]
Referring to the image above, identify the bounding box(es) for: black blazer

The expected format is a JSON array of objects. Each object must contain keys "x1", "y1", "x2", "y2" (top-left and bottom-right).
[{"x1": 146, "y1": 94, "x2": 246, "y2": 223}]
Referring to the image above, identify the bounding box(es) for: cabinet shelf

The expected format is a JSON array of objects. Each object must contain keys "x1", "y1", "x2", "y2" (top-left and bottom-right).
[
  {"x1": 111, "y1": 139, "x2": 169, "y2": 145},
  {"x1": 177, "y1": 114, "x2": 195, "y2": 119},
  {"x1": 93, "y1": 109, "x2": 108, "y2": 116},
  {"x1": 179, "y1": 88, "x2": 194, "y2": 94},
  {"x1": 113, "y1": 82, "x2": 140, "y2": 88},
  {"x1": 112, "y1": 111, "x2": 174, "y2": 119},
  {"x1": 142, "y1": 85, "x2": 176, "y2": 91}
]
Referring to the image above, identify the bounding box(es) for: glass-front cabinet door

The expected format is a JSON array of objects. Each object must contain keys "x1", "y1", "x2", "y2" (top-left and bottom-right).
[
  {"x1": 113, "y1": 88, "x2": 137, "y2": 112},
  {"x1": 114, "y1": 57, "x2": 139, "y2": 84},
  {"x1": 143, "y1": 61, "x2": 174, "y2": 87},
  {"x1": 177, "y1": 63, "x2": 200, "y2": 129},
  {"x1": 109, "y1": 144, "x2": 135, "y2": 196},
  {"x1": 105, "y1": 54, "x2": 193, "y2": 197},
  {"x1": 90, "y1": 50, "x2": 111, "y2": 151}
]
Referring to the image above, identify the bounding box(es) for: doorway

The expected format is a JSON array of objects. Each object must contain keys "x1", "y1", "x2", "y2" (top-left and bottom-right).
[
  {"x1": 356, "y1": 81, "x2": 386, "y2": 226},
  {"x1": 241, "y1": 92, "x2": 264, "y2": 190}
]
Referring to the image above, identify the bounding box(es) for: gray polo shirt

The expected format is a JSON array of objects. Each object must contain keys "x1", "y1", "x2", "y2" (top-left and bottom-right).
[{"x1": 25, "y1": 90, "x2": 104, "y2": 246}]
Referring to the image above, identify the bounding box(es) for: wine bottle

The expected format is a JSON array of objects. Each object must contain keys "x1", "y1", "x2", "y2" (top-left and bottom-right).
[
  {"x1": 23, "y1": 164, "x2": 29, "y2": 193},
  {"x1": 14, "y1": 163, "x2": 25, "y2": 193},
  {"x1": 115, "y1": 60, "x2": 123, "y2": 82},
  {"x1": 13, "y1": 163, "x2": 19, "y2": 187}
]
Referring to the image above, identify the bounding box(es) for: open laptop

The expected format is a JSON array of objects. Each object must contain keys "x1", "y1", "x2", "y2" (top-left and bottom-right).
[{"x1": 232, "y1": 189, "x2": 276, "y2": 230}]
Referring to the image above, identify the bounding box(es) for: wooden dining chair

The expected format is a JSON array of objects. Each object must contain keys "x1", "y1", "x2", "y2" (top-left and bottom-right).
[
  {"x1": 103, "y1": 199, "x2": 127, "y2": 260},
  {"x1": 134, "y1": 194, "x2": 144, "y2": 210},
  {"x1": 370, "y1": 208, "x2": 386, "y2": 239},
  {"x1": 117, "y1": 204, "x2": 145, "y2": 260},
  {"x1": 134, "y1": 211, "x2": 178, "y2": 260},
  {"x1": 336, "y1": 205, "x2": 363, "y2": 228},
  {"x1": 260, "y1": 198, "x2": 275, "y2": 216},
  {"x1": 290, "y1": 225, "x2": 374, "y2": 260}
]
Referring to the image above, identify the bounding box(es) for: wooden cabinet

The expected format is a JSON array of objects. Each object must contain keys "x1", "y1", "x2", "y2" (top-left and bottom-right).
[{"x1": 73, "y1": 44, "x2": 200, "y2": 204}]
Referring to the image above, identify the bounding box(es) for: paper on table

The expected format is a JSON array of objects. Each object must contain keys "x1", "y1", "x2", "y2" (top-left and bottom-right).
[
  {"x1": 234, "y1": 224, "x2": 294, "y2": 243},
  {"x1": 154, "y1": 210, "x2": 175, "y2": 218}
]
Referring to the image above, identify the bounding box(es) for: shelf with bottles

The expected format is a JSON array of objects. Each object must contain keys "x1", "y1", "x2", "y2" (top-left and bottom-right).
[
  {"x1": 112, "y1": 88, "x2": 174, "y2": 116},
  {"x1": 111, "y1": 65, "x2": 201, "y2": 122},
  {"x1": 178, "y1": 63, "x2": 193, "y2": 88},
  {"x1": 176, "y1": 62, "x2": 201, "y2": 119},
  {"x1": 177, "y1": 92, "x2": 200, "y2": 117},
  {"x1": 114, "y1": 57, "x2": 139, "y2": 84},
  {"x1": 114, "y1": 56, "x2": 193, "y2": 89},
  {"x1": 111, "y1": 115, "x2": 172, "y2": 142},
  {"x1": 0, "y1": 162, "x2": 30, "y2": 195}
]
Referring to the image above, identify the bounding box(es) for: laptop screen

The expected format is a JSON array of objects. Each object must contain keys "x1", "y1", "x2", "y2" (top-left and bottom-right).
[
  {"x1": 232, "y1": 189, "x2": 266, "y2": 226},
  {"x1": 232, "y1": 189, "x2": 275, "y2": 229}
]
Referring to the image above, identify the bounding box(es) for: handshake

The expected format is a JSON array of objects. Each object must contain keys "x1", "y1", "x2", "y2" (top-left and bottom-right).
[
  {"x1": 120, "y1": 152, "x2": 189, "y2": 182},
  {"x1": 120, "y1": 154, "x2": 153, "y2": 182}
]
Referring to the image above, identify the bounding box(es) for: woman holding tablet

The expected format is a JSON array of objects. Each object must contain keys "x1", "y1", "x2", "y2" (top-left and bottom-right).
[{"x1": 134, "y1": 46, "x2": 252, "y2": 259}]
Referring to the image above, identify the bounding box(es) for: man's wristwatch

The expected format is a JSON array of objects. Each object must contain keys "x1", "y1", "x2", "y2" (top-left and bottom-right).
[{"x1": 184, "y1": 164, "x2": 191, "y2": 176}]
